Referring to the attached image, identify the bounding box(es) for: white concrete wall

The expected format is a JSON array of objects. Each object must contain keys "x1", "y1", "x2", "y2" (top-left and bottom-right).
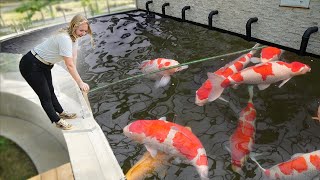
[{"x1": 137, "y1": 0, "x2": 320, "y2": 56}]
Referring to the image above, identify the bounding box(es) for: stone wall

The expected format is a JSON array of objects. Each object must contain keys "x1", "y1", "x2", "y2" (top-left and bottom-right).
[{"x1": 137, "y1": 0, "x2": 320, "y2": 56}]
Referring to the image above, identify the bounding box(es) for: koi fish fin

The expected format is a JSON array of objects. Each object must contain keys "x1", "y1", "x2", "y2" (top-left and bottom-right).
[
  {"x1": 176, "y1": 65, "x2": 188, "y2": 72},
  {"x1": 249, "y1": 153, "x2": 266, "y2": 172},
  {"x1": 232, "y1": 84, "x2": 240, "y2": 89},
  {"x1": 248, "y1": 85, "x2": 254, "y2": 103},
  {"x1": 207, "y1": 72, "x2": 226, "y2": 102},
  {"x1": 250, "y1": 43, "x2": 261, "y2": 52},
  {"x1": 155, "y1": 76, "x2": 171, "y2": 88},
  {"x1": 145, "y1": 145, "x2": 158, "y2": 158},
  {"x1": 312, "y1": 117, "x2": 320, "y2": 121},
  {"x1": 218, "y1": 96, "x2": 229, "y2": 103},
  {"x1": 157, "y1": 167, "x2": 168, "y2": 179},
  {"x1": 313, "y1": 106, "x2": 320, "y2": 121},
  {"x1": 291, "y1": 153, "x2": 303, "y2": 159},
  {"x1": 185, "y1": 126, "x2": 192, "y2": 132},
  {"x1": 139, "y1": 60, "x2": 150, "y2": 68},
  {"x1": 257, "y1": 84, "x2": 271, "y2": 90},
  {"x1": 159, "y1": 117, "x2": 167, "y2": 121},
  {"x1": 173, "y1": 157, "x2": 182, "y2": 164},
  {"x1": 196, "y1": 165, "x2": 209, "y2": 180},
  {"x1": 278, "y1": 78, "x2": 292, "y2": 88},
  {"x1": 250, "y1": 57, "x2": 262, "y2": 64},
  {"x1": 224, "y1": 145, "x2": 231, "y2": 153}
]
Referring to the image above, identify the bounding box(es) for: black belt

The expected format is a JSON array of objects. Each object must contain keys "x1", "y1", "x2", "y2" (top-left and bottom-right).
[{"x1": 31, "y1": 50, "x2": 53, "y2": 65}]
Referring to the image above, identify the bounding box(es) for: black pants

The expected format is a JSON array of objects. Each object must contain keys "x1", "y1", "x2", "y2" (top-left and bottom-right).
[{"x1": 19, "y1": 51, "x2": 63, "y2": 123}]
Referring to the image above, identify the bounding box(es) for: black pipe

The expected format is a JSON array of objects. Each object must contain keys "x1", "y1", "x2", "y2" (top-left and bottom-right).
[
  {"x1": 182, "y1": 6, "x2": 191, "y2": 21},
  {"x1": 299, "y1": 26, "x2": 318, "y2": 55},
  {"x1": 208, "y1": 10, "x2": 219, "y2": 28},
  {"x1": 162, "y1": 3, "x2": 170, "y2": 16},
  {"x1": 246, "y1": 17, "x2": 258, "y2": 41},
  {"x1": 146, "y1": 1, "x2": 153, "y2": 14}
]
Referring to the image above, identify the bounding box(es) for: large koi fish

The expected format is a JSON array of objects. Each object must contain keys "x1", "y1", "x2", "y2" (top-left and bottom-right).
[
  {"x1": 251, "y1": 46, "x2": 284, "y2": 63},
  {"x1": 251, "y1": 150, "x2": 320, "y2": 179},
  {"x1": 228, "y1": 86, "x2": 256, "y2": 172},
  {"x1": 207, "y1": 61, "x2": 311, "y2": 102},
  {"x1": 195, "y1": 43, "x2": 260, "y2": 106},
  {"x1": 139, "y1": 58, "x2": 188, "y2": 88},
  {"x1": 123, "y1": 118, "x2": 209, "y2": 180}
]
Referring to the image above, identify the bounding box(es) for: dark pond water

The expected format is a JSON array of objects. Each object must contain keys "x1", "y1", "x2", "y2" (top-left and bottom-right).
[
  {"x1": 77, "y1": 11, "x2": 320, "y2": 180},
  {"x1": 1, "y1": 10, "x2": 320, "y2": 180}
]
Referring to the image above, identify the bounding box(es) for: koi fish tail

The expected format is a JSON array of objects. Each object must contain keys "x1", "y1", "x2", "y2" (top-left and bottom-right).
[
  {"x1": 207, "y1": 72, "x2": 227, "y2": 102},
  {"x1": 248, "y1": 85, "x2": 254, "y2": 103},
  {"x1": 249, "y1": 153, "x2": 266, "y2": 172}
]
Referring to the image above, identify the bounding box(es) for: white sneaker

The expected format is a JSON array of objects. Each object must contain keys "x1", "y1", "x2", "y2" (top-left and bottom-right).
[
  {"x1": 59, "y1": 111, "x2": 77, "y2": 119},
  {"x1": 56, "y1": 119, "x2": 72, "y2": 130}
]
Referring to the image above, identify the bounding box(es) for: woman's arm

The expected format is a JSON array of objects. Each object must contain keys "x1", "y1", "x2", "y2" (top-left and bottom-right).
[{"x1": 63, "y1": 56, "x2": 89, "y2": 92}]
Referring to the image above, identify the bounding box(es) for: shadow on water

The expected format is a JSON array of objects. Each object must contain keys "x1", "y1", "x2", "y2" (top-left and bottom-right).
[
  {"x1": 78, "y1": 11, "x2": 320, "y2": 179},
  {"x1": 1, "y1": 10, "x2": 319, "y2": 180}
]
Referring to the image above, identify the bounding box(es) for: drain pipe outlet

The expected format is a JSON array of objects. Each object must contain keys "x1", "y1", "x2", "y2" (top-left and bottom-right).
[
  {"x1": 146, "y1": 1, "x2": 153, "y2": 14},
  {"x1": 182, "y1": 6, "x2": 191, "y2": 21},
  {"x1": 208, "y1": 10, "x2": 219, "y2": 28},
  {"x1": 162, "y1": 3, "x2": 170, "y2": 16},
  {"x1": 299, "y1": 26, "x2": 318, "y2": 55},
  {"x1": 246, "y1": 17, "x2": 258, "y2": 41}
]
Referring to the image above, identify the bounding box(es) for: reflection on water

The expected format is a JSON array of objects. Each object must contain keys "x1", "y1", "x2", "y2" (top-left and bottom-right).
[{"x1": 79, "y1": 11, "x2": 320, "y2": 179}]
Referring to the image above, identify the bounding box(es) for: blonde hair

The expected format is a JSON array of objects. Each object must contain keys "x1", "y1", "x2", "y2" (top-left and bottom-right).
[{"x1": 60, "y1": 14, "x2": 94, "y2": 46}]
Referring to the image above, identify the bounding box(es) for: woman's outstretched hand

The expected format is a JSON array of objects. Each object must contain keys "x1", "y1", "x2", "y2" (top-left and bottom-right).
[{"x1": 78, "y1": 82, "x2": 90, "y2": 92}]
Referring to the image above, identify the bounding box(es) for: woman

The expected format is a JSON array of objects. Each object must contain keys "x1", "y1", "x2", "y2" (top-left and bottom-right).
[{"x1": 19, "y1": 14, "x2": 92, "y2": 130}]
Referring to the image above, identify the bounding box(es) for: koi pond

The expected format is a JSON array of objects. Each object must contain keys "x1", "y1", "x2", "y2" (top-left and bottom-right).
[{"x1": 1, "y1": 11, "x2": 320, "y2": 180}]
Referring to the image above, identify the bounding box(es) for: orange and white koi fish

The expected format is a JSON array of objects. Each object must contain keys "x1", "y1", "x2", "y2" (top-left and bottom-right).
[
  {"x1": 251, "y1": 150, "x2": 320, "y2": 179},
  {"x1": 126, "y1": 151, "x2": 171, "y2": 180},
  {"x1": 139, "y1": 58, "x2": 188, "y2": 88},
  {"x1": 228, "y1": 86, "x2": 256, "y2": 173},
  {"x1": 251, "y1": 46, "x2": 284, "y2": 63},
  {"x1": 195, "y1": 43, "x2": 260, "y2": 106},
  {"x1": 312, "y1": 105, "x2": 320, "y2": 122},
  {"x1": 123, "y1": 118, "x2": 209, "y2": 180},
  {"x1": 207, "y1": 61, "x2": 311, "y2": 102}
]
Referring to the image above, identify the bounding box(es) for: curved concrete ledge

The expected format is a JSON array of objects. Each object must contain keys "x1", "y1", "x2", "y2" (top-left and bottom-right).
[{"x1": 0, "y1": 53, "x2": 125, "y2": 179}]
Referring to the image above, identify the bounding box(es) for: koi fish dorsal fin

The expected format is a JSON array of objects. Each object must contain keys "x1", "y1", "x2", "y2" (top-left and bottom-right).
[
  {"x1": 155, "y1": 76, "x2": 171, "y2": 88},
  {"x1": 185, "y1": 126, "x2": 192, "y2": 132},
  {"x1": 145, "y1": 145, "x2": 158, "y2": 158},
  {"x1": 159, "y1": 117, "x2": 167, "y2": 121},
  {"x1": 278, "y1": 78, "x2": 292, "y2": 88}
]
